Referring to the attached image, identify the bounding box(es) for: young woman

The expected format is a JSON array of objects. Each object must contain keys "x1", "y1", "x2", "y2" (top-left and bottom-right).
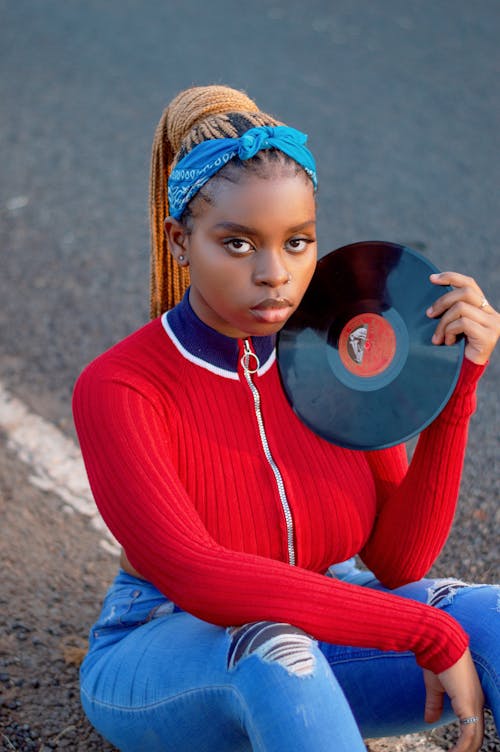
[{"x1": 73, "y1": 85, "x2": 500, "y2": 752}]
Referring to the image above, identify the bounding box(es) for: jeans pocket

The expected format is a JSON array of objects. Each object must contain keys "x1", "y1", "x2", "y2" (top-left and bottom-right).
[
  {"x1": 105, "y1": 587, "x2": 144, "y2": 626},
  {"x1": 90, "y1": 581, "x2": 175, "y2": 643}
]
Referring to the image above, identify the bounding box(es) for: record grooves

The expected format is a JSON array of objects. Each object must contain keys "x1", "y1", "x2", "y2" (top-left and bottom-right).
[{"x1": 276, "y1": 241, "x2": 464, "y2": 450}]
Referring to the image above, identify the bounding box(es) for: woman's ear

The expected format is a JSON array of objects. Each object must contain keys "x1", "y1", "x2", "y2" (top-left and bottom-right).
[{"x1": 164, "y1": 217, "x2": 190, "y2": 266}]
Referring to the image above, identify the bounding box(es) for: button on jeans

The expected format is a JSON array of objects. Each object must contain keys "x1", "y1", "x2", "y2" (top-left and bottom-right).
[{"x1": 80, "y1": 563, "x2": 499, "y2": 751}]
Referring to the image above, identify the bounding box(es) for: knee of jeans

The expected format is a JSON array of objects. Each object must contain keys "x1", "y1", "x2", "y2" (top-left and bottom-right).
[
  {"x1": 426, "y1": 578, "x2": 495, "y2": 609},
  {"x1": 226, "y1": 621, "x2": 316, "y2": 678}
]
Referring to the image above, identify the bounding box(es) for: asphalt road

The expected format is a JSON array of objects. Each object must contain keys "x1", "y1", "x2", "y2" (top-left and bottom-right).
[{"x1": 1, "y1": 0, "x2": 498, "y2": 521}]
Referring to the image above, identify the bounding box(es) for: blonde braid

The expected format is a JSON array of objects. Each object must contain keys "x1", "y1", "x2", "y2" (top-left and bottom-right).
[
  {"x1": 149, "y1": 109, "x2": 189, "y2": 319},
  {"x1": 149, "y1": 85, "x2": 280, "y2": 318}
]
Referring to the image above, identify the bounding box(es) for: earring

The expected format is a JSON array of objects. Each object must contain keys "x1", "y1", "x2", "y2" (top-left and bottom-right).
[{"x1": 178, "y1": 255, "x2": 185, "y2": 262}]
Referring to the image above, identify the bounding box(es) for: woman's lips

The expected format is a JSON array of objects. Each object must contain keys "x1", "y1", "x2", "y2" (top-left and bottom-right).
[{"x1": 250, "y1": 298, "x2": 293, "y2": 324}]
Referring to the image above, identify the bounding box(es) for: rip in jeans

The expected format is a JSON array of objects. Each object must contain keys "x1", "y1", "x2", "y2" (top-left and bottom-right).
[
  {"x1": 425, "y1": 578, "x2": 489, "y2": 608},
  {"x1": 227, "y1": 621, "x2": 316, "y2": 677}
]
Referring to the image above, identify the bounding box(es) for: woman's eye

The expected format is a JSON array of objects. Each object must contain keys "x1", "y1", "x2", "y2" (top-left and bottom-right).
[
  {"x1": 223, "y1": 239, "x2": 253, "y2": 255},
  {"x1": 286, "y1": 238, "x2": 312, "y2": 253}
]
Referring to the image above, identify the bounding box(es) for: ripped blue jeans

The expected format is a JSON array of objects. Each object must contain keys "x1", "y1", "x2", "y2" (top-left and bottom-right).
[{"x1": 80, "y1": 561, "x2": 499, "y2": 751}]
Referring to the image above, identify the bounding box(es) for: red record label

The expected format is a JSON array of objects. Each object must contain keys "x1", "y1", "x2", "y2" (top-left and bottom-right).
[{"x1": 338, "y1": 313, "x2": 396, "y2": 377}]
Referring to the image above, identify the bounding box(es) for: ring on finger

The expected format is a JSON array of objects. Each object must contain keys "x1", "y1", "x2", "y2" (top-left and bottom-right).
[
  {"x1": 460, "y1": 715, "x2": 480, "y2": 725},
  {"x1": 479, "y1": 297, "x2": 489, "y2": 309}
]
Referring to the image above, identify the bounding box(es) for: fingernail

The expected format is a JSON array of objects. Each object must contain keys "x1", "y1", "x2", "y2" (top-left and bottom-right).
[
  {"x1": 426, "y1": 306, "x2": 433, "y2": 316},
  {"x1": 430, "y1": 273, "x2": 439, "y2": 280},
  {"x1": 432, "y1": 333, "x2": 439, "y2": 343}
]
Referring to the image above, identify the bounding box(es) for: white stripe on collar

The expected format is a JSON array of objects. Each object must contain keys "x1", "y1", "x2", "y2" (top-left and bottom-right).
[{"x1": 162, "y1": 313, "x2": 275, "y2": 380}]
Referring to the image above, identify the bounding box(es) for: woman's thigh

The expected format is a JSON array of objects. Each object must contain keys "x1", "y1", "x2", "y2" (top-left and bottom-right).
[
  {"x1": 432, "y1": 579, "x2": 500, "y2": 730},
  {"x1": 373, "y1": 573, "x2": 499, "y2": 726},
  {"x1": 323, "y1": 563, "x2": 499, "y2": 738},
  {"x1": 85, "y1": 616, "x2": 254, "y2": 752},
  {"x1": 81, "y1": 574, "x2": 251, "y2": 752},
  {"x1": 319, "y1": 642, "x2": 452, "y2": 738}
]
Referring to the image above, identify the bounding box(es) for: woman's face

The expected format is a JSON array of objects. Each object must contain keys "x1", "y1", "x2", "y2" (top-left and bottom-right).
[{"x1": 165, "y1": 172, "x2": 317, "y2": 339}]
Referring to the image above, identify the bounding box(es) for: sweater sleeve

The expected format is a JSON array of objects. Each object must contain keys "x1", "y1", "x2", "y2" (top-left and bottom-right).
[
  {"x1": 360, "y1": 357, "x2": 486, "y2": 587},
  {"x1": 73, "y1": 357, "x2": 472, "y2": 674}
]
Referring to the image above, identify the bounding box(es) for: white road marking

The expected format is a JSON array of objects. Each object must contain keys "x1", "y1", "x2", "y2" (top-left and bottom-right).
[
  {"x1": 6, "y1": 195, "x2": 29, "y2": 210},
  {"x1": 0, "y1": 380, "x2": 118, "y2": 555}
]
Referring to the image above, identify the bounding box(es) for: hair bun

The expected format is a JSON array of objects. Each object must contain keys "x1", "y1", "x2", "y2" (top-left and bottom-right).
[{"x1": 166, "y1": 85, "x2": 260, "y2": 154}]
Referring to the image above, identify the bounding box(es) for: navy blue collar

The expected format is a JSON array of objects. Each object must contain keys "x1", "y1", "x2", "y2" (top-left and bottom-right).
[{"x1": 162, "y1": 291, "x2": 276, "y2": 377}]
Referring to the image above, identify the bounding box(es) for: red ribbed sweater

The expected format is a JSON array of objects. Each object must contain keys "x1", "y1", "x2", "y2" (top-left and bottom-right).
[{"x1": 73, "y1": 297, "x2": 485, "y2": 674}]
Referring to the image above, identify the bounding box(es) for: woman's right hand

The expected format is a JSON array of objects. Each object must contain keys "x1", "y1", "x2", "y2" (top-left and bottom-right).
[{"x1": 423, "y1": 648, "x2": 484, "y2": 751}]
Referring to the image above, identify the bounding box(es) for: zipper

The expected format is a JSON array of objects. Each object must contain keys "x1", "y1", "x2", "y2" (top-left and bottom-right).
[{"x1": 240, "y1": 339, "x2": 296, "y2": 566}]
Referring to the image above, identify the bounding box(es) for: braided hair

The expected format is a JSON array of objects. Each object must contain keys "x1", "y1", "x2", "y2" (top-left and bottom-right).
[{"x1": 149, "y1": 85, "x2": 307, "y2": 317}]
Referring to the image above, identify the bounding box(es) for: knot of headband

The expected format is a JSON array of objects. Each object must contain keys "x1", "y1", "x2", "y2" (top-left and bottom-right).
[{"x1": 168, "y1": 125, "x2": 317, "y2": 220}]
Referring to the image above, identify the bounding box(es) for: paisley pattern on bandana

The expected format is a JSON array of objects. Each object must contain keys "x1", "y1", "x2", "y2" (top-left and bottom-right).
[{"x1": 168, "y1": 125, "x2": 317, "y2": 219}]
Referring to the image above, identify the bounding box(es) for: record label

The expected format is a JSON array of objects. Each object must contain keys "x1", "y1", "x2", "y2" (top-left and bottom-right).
[{"x1": 338, "y1": 312, "x2": 396, "y2": 377}]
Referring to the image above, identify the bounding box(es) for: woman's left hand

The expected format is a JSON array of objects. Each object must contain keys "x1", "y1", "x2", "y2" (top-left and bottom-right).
[
  {"x1": 423, "y1": 649, "x2": 484, "y2": 752},
  {"x1": 427, "y1": 272, "x2": 500, "y2": 365}
]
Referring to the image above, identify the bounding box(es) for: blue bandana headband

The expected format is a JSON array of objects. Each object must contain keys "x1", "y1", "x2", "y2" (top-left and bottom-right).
[{"x1": 168, "y1": 125, "x2": 317, "y2": 220}]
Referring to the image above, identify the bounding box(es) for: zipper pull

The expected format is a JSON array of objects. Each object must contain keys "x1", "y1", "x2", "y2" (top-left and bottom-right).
[{"x1": 241, "y1": 338, "x2": 260, "y2": 375}]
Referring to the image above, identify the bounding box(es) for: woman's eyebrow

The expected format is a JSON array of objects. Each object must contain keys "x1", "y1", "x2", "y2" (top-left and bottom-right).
[
  {"x1": 212, "y1": 222, "x2": 256, "y2": 233},
  {"x1": 287, "y1": 220, "x2": 316, "y2": 232},
  {"x1": 212, "y1": 220, "x2": 316, "y2": 233}
]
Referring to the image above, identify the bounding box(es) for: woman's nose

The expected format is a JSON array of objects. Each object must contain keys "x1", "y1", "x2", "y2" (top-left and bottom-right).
[{"x1": 253, "y1": 251, "x2": 290, "y2": 287}]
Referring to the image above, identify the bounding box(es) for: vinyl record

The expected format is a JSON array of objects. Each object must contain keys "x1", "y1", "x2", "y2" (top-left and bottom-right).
[{"x1": 276, "y1": 241, "x2": 465, "y2": 450}]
